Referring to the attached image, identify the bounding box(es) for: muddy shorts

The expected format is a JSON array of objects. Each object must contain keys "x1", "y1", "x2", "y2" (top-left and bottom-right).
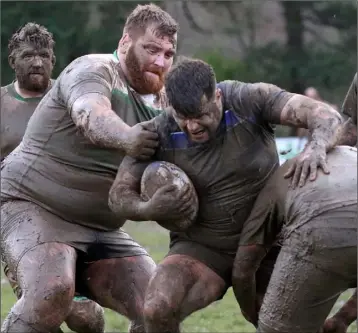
[
  {"x1": 1, "y1": 199, "x2": 149, "y2": 294},
  {"x1": 257, "y1": 206, "x2": 357, "y2": 333},
  {"x1": 168, "y1": 236, "x2": 280, "y2": 299}
]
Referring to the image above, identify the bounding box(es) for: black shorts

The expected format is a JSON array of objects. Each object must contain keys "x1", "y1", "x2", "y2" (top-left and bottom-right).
[
  {"x1": 168, "y1": 236, "x2": 279, "y2": 296},
  {"x1": 1, "y1": 200, "x2": 148, "y2": 285}
]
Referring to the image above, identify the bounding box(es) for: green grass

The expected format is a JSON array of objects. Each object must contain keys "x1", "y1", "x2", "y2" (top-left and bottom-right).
[{"x1": 1, "y1": 221, "x2": 357, "y2": 332}]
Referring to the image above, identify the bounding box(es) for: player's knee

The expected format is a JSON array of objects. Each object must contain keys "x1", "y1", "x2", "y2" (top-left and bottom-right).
[
  {"x1": 143, "y1": 294, "x2": 175, "y2": 324},
  {"x1": 30, "y1": 276, "x2": 74, "y2": 314},
  {"x1": 66, "y1": 300, "x2": 105, "y2": 333}
]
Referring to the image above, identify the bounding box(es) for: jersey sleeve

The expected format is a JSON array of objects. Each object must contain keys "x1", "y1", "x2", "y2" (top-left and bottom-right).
[
  {"x1": 218, "y1": 80, "x2": 294, "y2": 127},
  {"x1": 341, "y1": 73, "x2": 357, "y2": 125},
  {"x1": 59, "y1": 56, "x2": 114, "y2": 113},
  {"x1": 238, "y1": 179, "x2": 282, "y2": 249}
]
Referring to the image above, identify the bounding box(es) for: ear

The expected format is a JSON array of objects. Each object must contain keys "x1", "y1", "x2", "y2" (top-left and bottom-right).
[
  {"x1": 51, "y1": 54, "x2": 56, "y2": 66},
  {"x1": 215, "y1": 88, "x2": 222, "y2": 101},
  {"x1": 119, "y1": 33, "x2": 131, "y2": 55},
  {"x1": 8, "y1": 55, "x2": 15, "y2": 70}
]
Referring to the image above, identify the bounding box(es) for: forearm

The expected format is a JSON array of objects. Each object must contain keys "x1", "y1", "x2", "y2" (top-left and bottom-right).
[
  {"x1": 71, "y1": 93, "x2": 131, "y2": 150},
  {"x1": 232, "y1": 274, "x2": 257, "y2": 323},
  {"x1": 332, "y1": 289, "x2": 357, "y2": 326},
  {"x1": 108, "y1": 186, "x2": 150, "y2": 221},
  {"x1": 85, "y1": 108, "x2": 131, "y2": 150},
  {"x1": 280, "y1": 95, "x2": 343, "y2": 151}
]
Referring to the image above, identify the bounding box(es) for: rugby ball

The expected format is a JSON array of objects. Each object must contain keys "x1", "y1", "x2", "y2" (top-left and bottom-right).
[{"x1": 140, "y1": 161, "x2": 199, "y2": 231}]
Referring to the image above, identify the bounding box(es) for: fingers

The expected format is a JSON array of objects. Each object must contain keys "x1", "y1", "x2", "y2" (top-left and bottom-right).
[
  {"x1": 320, "y1": 158, "x2": 330, "y2": 174},
  {"x1": 309, "y1": 161, "x2": 317, "y2": 182},
  {"x1": 290, "y1": 163, "x2": 301, "y2": 189},
  {"x1": 284, "y1": 164, "x2": 295, "y2": 179},
  {"x1": 298, "y1": 161, "x2": 309, "y2": 187},
  {"x1": 142, "y1": 130, "x2": 159, "y2": 141}
]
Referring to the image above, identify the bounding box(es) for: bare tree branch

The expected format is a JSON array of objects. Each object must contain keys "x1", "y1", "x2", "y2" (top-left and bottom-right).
[{"x1": 181, "y1": 1, "x2": 212, "y2": 35}]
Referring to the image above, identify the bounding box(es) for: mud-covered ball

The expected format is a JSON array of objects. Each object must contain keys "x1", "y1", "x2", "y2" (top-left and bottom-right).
[{"x1": 140, "y1": 161, "x2": 199, "y2": 231}]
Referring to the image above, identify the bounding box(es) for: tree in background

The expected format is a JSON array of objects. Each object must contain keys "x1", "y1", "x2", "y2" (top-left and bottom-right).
[{"x1": 1, "y1": 1, "x2": 158, "y2": 84}]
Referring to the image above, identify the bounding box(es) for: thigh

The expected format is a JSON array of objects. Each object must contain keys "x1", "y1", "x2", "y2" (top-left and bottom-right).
[
  {"x1": 258, "y1": 242, "x2": 350, "y2": 333},
  {"x1": 80, "y1": 255, "x2": 156, "y2": 320},
  {"x1": 145, "y1": 253, "x2": 227, "y2": 320},
  {"x1": 1, "y1": 200, "x2": 94, "y2": 277}
]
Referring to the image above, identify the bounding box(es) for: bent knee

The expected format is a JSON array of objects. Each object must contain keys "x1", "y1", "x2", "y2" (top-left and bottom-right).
[
  {"x1": 66, "y1": 300, "x2": 105, "y2": 333},
  {"x1": 144, "y1": 296, "x2": 177, "y2": 322},
  {"x1": 26, "y1": 277, "x2": 75, "y2": 311}
]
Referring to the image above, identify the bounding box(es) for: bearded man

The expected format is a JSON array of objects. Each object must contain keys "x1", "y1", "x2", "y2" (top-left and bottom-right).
[
  {"x1": 1, "y1": 4, "x2": 178, "y2": 333},
  {"x1": 1, "y1": 22, "x2": 105, "y2": 333}
]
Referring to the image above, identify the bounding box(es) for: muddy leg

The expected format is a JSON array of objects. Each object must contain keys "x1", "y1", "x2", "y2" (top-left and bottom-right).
[
  {"x1": 1, "y1": 243, "x2": 77, "y2": 333},
  {"x1": 65, "y1": 297, "x2": 105, "y2": 333},
  {"x1": 81, "y1": 255, "x2": 156, "y2": 333},
  {"x1": 143, "y1": 254, "x2": 227, "y2": 333}
]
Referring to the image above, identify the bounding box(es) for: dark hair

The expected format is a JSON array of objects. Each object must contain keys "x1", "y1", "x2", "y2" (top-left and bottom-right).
[
  {"x1": 124, "y1": 3, "x2": 178, "y2": 43},
  {"x1": 8, "y1": 22, "x2": 55, "y2": 57},
  {"x1": 165, "y1": 57, "x2": 216, "y2": 116}
]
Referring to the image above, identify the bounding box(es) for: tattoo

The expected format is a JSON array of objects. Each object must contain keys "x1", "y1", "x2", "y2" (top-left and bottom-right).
[
  {"x1": 280, "y1": 95, "x2": 343, "y2": 151},
  {"x1": 108, "y1": 156, "x2": 150, "y2": 220},
  {"x1": 71, "y1": 93, "x2": 131, "y2": 150},
  {"x1": 232, "y1": 245, "x2": 267, "y2": 326}
]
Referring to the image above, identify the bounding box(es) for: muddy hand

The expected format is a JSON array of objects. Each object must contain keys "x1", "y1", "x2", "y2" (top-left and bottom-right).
[
  {"x1": 146, "y1": 184, "x2": 195, "y2": 222},
  {"x1": 284, "y1": 143, "x2": 329, "y2": 189},
  {"x1": 124, "y1": 121, "x2": 159, "y2": 160}
]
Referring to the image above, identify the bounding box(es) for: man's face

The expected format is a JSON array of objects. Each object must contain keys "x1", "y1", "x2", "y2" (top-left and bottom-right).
[
  {"x1": 9, "y1": 42, "x2": 54, "y2": 93},
  {"x1": 171, "y1": 89, "x2": 223, "y2": 143},
  {"x1": 123, "y1": 26, "x2": 176, "y2": 94}
]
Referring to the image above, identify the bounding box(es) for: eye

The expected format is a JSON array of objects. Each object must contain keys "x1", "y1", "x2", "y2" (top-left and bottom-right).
[
  {"x1": 23, "y1": 54, "x2": 32, "y2": 60},
  {"x1": 165, "y1": 51, "x2": 175, "y2": 59},
  {"x1": 40, "y1": 53, "x2": 50, "y2": 59}
]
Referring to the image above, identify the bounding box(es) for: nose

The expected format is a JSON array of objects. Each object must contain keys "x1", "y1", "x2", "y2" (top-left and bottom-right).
[
  {"x1": 186, "y1": 119, "x2": 201, "y2": 132},
  {"x1": 32, "y1": 56, "x2": 43, "y2": 68},
  {"x1": 154, "y1": 54, "x2": 165, "y2": 68}
]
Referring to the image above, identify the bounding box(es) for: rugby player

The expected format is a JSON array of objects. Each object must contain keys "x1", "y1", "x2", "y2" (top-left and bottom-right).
[
  {"x1": 108, "y1": 57, "x2": 344, "y2": 333},
  {"x1": 0, "y1": 22, "x2": 105, "y2": 333},
  {"x1": 1, "y1": 5, "x2": 177, "y2": 333}
]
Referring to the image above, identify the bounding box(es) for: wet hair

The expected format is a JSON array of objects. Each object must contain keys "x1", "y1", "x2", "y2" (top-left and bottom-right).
[
  {"x1": 124, "y1": 3, "x2": 178, "y2": 43},
  {"x1": 165, "y1": 57, "x2": 216, "y2": 117},
  {"x1": 8, "y1": 22, "x2": 55, "y2": 57}
]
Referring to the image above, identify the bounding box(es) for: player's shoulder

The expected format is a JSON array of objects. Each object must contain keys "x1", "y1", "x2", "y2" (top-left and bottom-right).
[{"x1": 58, "y1": 53, "x2": 120, "y2": 83}]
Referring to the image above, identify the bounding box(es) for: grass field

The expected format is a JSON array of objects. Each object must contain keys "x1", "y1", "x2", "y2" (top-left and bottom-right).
[{"x1": 1, "y1": 221, "x2": 357, "y2": 332}]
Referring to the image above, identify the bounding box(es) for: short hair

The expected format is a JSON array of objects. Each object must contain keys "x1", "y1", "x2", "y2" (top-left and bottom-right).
[
  {"x1": 8, "y1": 22, "x2": 55, "y2": 57},
  {"x1": 165, "y1": 57, "x2": 217, "y2": 116},
  {"x1": 124, "y1": 3, "x2": 178, "y2": 42}
]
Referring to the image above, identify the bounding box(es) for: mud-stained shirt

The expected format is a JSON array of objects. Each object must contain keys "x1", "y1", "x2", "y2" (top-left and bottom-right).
[
  {"x1": 1, "y1": 52, "x2": 166, "y2": 231},
  {"x1": 1, "y1": 81, "x2": 53, "y2": 160},
  {"x1": 342, "y1": 73, "x2": 357, "y2": 125},
  {"x1": 239, "y1": 145, "x2": 357, "y2": 249},
  {"x1": 149, "y1": 80, "x2": 294, "y2": 253}
]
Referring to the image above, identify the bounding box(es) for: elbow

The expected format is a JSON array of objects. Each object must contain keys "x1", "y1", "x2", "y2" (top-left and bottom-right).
[{"x1": 313, "y1": 105, "x2": 343, "y2": 126}]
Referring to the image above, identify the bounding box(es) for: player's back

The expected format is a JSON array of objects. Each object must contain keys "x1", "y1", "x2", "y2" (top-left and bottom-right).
[
  {"x1": 278, "y1": 146, "x2": 357, "y2": 231},
  {"x1": 1, "y1": 53, "x2": 165, "y2": 231}
]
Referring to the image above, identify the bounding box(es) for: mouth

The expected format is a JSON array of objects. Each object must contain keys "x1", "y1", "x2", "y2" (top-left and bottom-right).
[{"x1": 190, "y1": 129, "x2": 206, "y2": 140}]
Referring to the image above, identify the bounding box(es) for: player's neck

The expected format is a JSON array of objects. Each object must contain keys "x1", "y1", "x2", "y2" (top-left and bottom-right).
[{"x1": 14, "y1": 81, "x2": 47, "y2": 99}]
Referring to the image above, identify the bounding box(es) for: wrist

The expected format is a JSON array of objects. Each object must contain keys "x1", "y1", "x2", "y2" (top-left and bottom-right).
[{"x1": 138, "y1": 201, "x2": 153, "y2": 221}]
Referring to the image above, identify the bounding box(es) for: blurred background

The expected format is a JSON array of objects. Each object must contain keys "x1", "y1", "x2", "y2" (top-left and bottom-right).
[{"x1": 1, "y1": 1, "x2": 357, "y2": 332}]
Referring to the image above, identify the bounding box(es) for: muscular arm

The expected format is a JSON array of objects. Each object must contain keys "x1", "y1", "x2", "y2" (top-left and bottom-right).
[
  {"x1": 108, "y1": 156, "x2": 151, "y2": 221},
  {"x1": 71, "y1": 93, "x2": 131, "y2": 150},
  {"x1": 253, "y1": 82, "x2": 343, "y2": 151},
  {"x1": 232, "y1": 245, "x2": 267, "y2": 327}
]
